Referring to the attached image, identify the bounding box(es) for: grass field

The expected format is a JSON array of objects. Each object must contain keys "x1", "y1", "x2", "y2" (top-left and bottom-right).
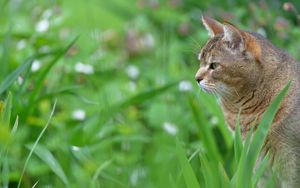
[{"x1": 0, "y1": 0, "x2": 299, "y2": 187}]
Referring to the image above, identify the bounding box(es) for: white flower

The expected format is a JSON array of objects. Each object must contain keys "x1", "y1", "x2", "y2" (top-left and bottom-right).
[
  {"x1": 35, "y1": 19, "x2": 49, "y2": 32},
  {"x1": 71, "y1": 145, "x2": 81, "y2": 151},
  {"x1": 178, "y1": 80, "x2": 193, "y2": 92},
  {"x1": 163, "y1": 122, "x2": 178, "y2": 135},
  {"x1": 31, "y1": 60, "x2": 41, "y2": 72},
  {"x1": 16, "y1": 40, "x2": 26, "y2": 50},
  {"x1": 72, "y1": 109, "x2": 86, "y2": 120},
  {"x1": 75, "y1": 62, "x2": 94, "y2": 74},
  {"x1": 17, "y1": 76, "x2": 24, "y2": 85},
  {"x1": 210, "y1": 116, "x2": 219, "y2": 125},
  {"x1": 126, "y1": 65, "x2": 139, "y2": 79}
]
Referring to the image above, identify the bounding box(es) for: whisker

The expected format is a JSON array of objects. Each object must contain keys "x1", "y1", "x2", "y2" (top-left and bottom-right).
[
  {"x1": 233, "y1": 87, "x2": 241, "y2": 98},
  {"x1": 189, "y1": 36, "x2": 202, "y2": 48}
]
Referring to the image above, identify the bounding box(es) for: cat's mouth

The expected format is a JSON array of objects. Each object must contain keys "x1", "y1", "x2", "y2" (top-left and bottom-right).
[{"x1": 198, "y1": 81, "x2": 218, "y2": 95}]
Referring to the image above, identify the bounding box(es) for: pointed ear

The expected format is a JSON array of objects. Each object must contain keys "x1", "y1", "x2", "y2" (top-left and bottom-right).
[
  {"x1": 201, "y1": 16, "x2": 223, "y2": 37},
  {"x1": 223, "y1": 22, "x2": 262, "y2": 61},
  {"x1": 243, "y1": 32, "x2": 262, "y2": 61},
  {"x1": 223, "y1": 23, "x2": 244, "y2": 49}
]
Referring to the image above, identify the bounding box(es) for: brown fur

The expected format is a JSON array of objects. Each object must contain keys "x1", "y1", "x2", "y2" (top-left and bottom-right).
[{"x1": 196, "y1": 16, "x2": 300, "y2": 187}]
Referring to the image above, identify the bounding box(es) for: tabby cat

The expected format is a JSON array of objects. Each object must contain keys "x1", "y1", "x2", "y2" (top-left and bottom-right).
[{"x1": 195, "y1": 16, "x2": 300, "y2": 187}]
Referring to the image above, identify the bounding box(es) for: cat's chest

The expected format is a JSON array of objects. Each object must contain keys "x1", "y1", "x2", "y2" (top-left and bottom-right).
[{"x1": 221, "y1": 106, "x2": 262, "y2": 133}]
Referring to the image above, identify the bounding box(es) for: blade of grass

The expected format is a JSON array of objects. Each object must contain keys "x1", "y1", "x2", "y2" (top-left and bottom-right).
[
  {"x1": 92, "y1": 160, "x2": 112, "y2": 182},
  {"x1": 232, "y1": 127, "x2": 253, "y2": 187},
  {"x1": 17, "y1": 99, "x2": 57, "y2": 188},
  {"x1": 176, "y1": 139, "x2": 201, "y2": 188},
  {"x1": 188, "y1": 95, "x2": 221, "y2": 162},
  {"x1": 16, "y1": 50, "x2": 61, "y2": 96},
  {"x1": 196, "y1": 92, "x2": 232, "y2": 149},
  {"x1": 0, "y1": 92, "x2": 12, "y2": 127},
  {"x1": 26, "y1": 144, "x2": 69, "y2": 186},
  {"x1": 25, "y1": 36, "x2": 79, "y2": 115},
  {"x1": 234, "y1": 111, "x2": 243, "y2": 165},
  {"x1": 38, "y1": 85, "x2": 99, "y2": 105},
  {"x1": 118, "y1": 82, "x2": 178, "y2": 108},
  {"x1": 0, "y1": 26, "x2": 11, "y2": 80},
  {"x1": 1, "y1": 153, "x2": 9, "y2": 188},
  {"x1": 0, "y1": 93, "x2": 13, "y2": 187},
  {"x1": 236, "y1": 81, "x2": 290, "y2": 187},
  {"x1": 11, "y1": 116, "x2": 19, "y2": 135},
  {"x1": 199, "y1": 154, "x2": 216, "y2": 188},
  {"x1": 253, "y1": 153, "x2": 270, "y2": 186},
  {"x1": 85, "y1": 82, "x2": 178, "y2": 141},
  {"x1": 218, "y1": 162, "x2": 231, "y2": 188},
  {"x1": 0, "y1": 57, "x2": 33, "y2": 95},
  {"x1": 98, "y1": 82, "x2": 178, "y2": 125},
  {"x1": 32, "y1": 180, "x2": 39, "y2": 188}
]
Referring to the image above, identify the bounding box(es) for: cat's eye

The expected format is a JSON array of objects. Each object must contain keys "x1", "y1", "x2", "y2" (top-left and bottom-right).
[{"x1": 209, "y1": 62, "x2": 219, "y2": 70}]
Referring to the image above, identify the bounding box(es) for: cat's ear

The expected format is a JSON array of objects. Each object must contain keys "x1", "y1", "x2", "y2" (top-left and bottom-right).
[
  {"x1": 223, "y1": 22, "x2": 261, "y2": 61},
  {"x1": 201, "y1": 16, "x2": 223, "y2": 37},
  {"x1": 223, "y1": 23, "x2": 244, "y2": 49}
]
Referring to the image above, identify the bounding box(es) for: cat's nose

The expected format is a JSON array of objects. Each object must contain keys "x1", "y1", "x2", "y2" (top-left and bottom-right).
[{"x1": 195, "y1": 76, "x2": 203, "y2": 83}]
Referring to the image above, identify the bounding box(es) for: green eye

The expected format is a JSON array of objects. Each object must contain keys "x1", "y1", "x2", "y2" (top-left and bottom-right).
[{"x1": 209, "y1": 62, "x2": 218, "y2": 70}]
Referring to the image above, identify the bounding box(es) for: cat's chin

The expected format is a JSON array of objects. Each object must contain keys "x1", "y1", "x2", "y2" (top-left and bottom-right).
[{"x1": 198, "y1": 82, "x2": 218, "y2": 95}]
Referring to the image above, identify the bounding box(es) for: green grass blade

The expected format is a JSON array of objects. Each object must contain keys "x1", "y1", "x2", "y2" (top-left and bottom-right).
[
  {"x1": 196, "y1": 93, "x2": 232, "y2": 149},
  {"x1": 0, "y1": 26, "x2": 11, "y2": 80},
  {"x1": 26, "y1": 144, "x2": 69, "y2": 186},
  {"x1": 253, "y1": 153, "x2": 270, "y2": 186},
  {"x1": 265, "y1": 171, "x2": 277, "y2": 188},
  {"x1": 17, "y1": 99, "x2": 57, "y2": 188},
  {"x1": 199, "y1": 154, "x2": 215, "y2": 188},
  {"x1": 32, "y1": 180, "x2": 39, "y2": 188},
  {"x1": 0, "y1": 92, "x2": 12, "y2": 127},
  {"x1": 188, "y1": 95, "x2": 221, "y2": 162},
  {"x1": 234, "y1": 127, "x2": 254, "y2": 188},
  {"x1": 236, "y1": 81, "x2": 291, "y2": 187},
  {"x1": 0, "y1": 57, "x2": 33, "y2": 95},
  {"x1": 11, "y1": 116, "x2": 19, "y2": 135},
  {"x1": 98, "y1": 82, "x2": 178, "y2": 125},
  {"x1": 176, "y1": 139, "x2": 201, "y2": 188},
  {"x1": 1, "y1": 153, "x2": 9, "y2": 188},
  {"x1": 218, "y1": 162, "x2": 231, "y2": 188},
  {"x1": 118, "y1": 82, "x2": 178, "y2": 108},
  {"x1": 234, "y1": 111, "x2": 243, "y2": 165},
  {"x1": 26, "y1": 37, "x2": 79, "y2": 114},
  {"x1": 38, "y1": 85, "x2": 99, "y2": 105},
  {"x1": 92, "y1": 160, "x2": 113, "y2": 182}
]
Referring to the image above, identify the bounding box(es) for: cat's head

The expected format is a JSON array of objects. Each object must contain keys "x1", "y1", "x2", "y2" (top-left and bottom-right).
[{"x1": 195, "y1": 16, "x2": 263, "y2": 99}]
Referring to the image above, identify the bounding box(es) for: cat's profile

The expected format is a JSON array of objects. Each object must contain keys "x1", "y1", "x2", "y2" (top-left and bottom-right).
[{"x1": 195, "y1": 16, "x2": 300, "y2": 187}]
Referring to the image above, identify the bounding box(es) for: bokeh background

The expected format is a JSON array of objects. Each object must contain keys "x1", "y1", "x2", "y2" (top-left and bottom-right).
[{"x1": 1, "y1": 0, "x2": 300, "y2": 187}]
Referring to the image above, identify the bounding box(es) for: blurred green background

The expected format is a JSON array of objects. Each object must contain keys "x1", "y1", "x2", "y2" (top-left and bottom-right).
[{"x1": 1, "y1": 0, "x2": 300, "y2": 187}]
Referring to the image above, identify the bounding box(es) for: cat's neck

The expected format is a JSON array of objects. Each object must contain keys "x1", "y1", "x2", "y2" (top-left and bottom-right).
[{"x1": 220, "y1": 55, "x2": 297, "y2": 134}]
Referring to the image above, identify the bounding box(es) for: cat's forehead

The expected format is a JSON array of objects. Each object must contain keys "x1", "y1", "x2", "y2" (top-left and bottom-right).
[{"x1": 198, "y1": 35, "x2": 223, "y2": 62}]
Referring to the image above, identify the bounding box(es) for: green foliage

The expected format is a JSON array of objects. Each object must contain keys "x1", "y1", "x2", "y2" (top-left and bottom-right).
[
  {"x1": 176, "y1": 140, "x2": 201, "y2": 188},
  {"x1": 177, "y1": 82, "x2": 290, "y2": 188},
  {"x1": 0, "y1": 0, "x2": 298, "y2": 187}
]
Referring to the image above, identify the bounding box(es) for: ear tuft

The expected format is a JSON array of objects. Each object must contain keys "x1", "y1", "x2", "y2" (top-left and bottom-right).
[
  {"x1": 223, "y1": 23, "x2": 243, "y2": 49},
  {"x1": 201, "y1": 16, "x2": 223, "y2": 37},
  {"x1": 223, "y1": 22, "x2": 262, "y2": 61}
]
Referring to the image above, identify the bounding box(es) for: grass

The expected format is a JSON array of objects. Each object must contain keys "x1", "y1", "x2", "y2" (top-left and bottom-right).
[
  {"x1": 0, "y1": 0, "x2": 299, "y2": 187},
  {"x1": 177, "y1": 82, "x2": 290, "y2": 188}
]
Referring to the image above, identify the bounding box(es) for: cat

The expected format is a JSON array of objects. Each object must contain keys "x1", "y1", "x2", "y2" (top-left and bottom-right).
[{"x1": 195, "y1": 16, "x2": 300, "y2": 187}]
